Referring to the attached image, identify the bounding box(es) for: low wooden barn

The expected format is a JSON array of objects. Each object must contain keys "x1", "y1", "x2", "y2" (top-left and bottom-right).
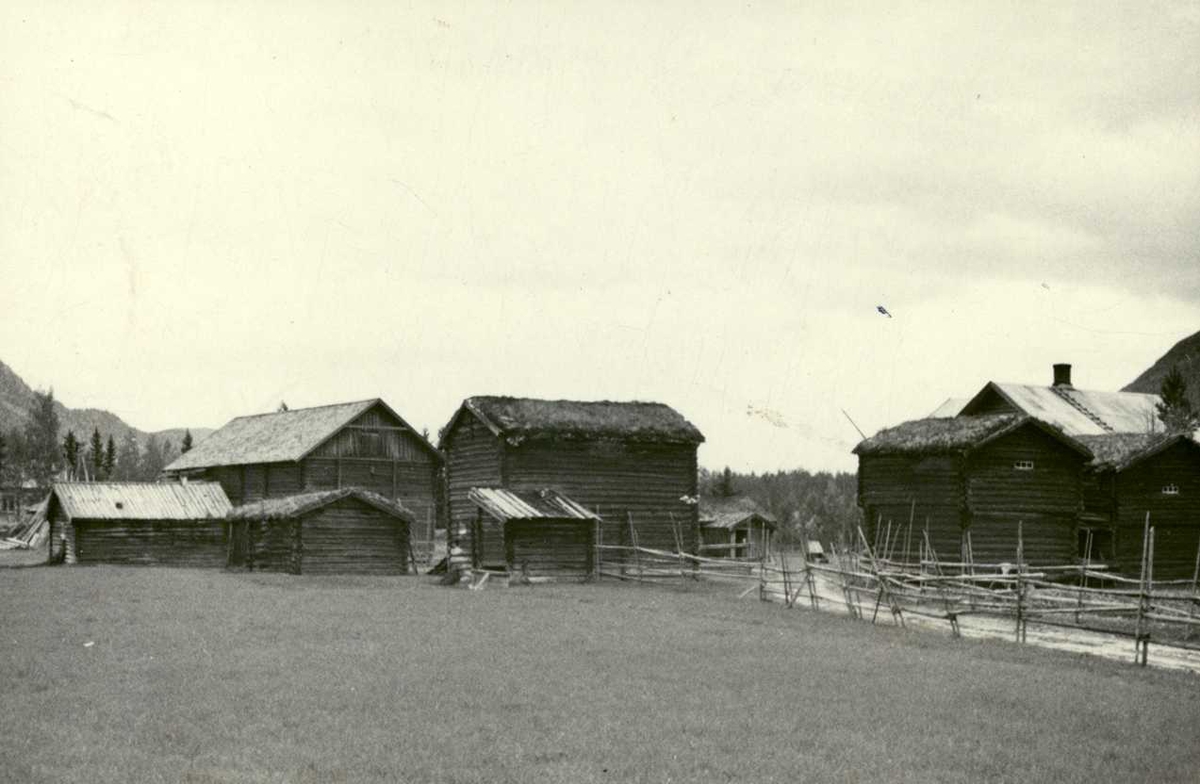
[
  {"x1": 467, "y1": 487, "x2": 601, "y2": 580},
  {"x1": 854, "y1": 414, "x2": 1093, "y2": 566},
  {"x1": 46, "y1": 482, "x2": 232, "y2": 566},
  {"x1": 440, "y1": 396, "x2": 704, "y2": 569},
  {"x1": 163, "y1": 399, "x2": 441, "y2": 533},
  {"x1": 1077, "y1": 433, "x2": 1200, "y2": 579},
  {"x1": 226, "y1": 488, "x2": 415, "y2": 575},
  {"x1": 698, "y1": 495, "x2": 777, "y2": 559}
]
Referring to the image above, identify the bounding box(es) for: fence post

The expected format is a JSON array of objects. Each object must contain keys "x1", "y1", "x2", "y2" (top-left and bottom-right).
[{"x1": 1134, "y1": 512, "x2": 1150, "y2": 666}]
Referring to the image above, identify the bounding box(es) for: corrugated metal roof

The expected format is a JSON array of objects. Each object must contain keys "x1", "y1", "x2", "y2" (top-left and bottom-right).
[
  {"x1": 699, "y1": 495, "x2": 778, "y2": 530},
  {"x1": 468, "y1": 487, "x2": 601, "y2": 522},
  {"x1": 51, "y1": 482, "x2": 232, "y2": 521},
  {"x1": 165, "y1": 399, "x2": 378, "y2": 471},
  {"x1": 971, "y1": 383, "x2": 1162, "y2": 436},
  {"x1": 227, "y1": 488, "x2": 415, "y2": 522}
]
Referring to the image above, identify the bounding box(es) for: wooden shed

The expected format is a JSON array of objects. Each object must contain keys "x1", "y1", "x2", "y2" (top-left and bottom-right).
[
  {"x1": 698, "y1": 495, "x2": 777, "y2": 559},
  {"x1": 163, "y1": 399, "x2": 440, "y2": 535},
  {"x1": 440, "y1": 396, "x2": 704, "y2": 568},
  {"x1": 226, "y1": 488, "x2": 415, "y2": 575},
  {"x1": 854, "y1": 414, "x2": 1092, "y2": 566},
  {"x1": 467, "y1": 487, "x2": 601, "y2": 580},
  {"x1": 1078, "y1": 433, "x2": 1200, "y2": 579},
  {"x1": 46, "y1": 481, "x2": 232, "y2": 566}
]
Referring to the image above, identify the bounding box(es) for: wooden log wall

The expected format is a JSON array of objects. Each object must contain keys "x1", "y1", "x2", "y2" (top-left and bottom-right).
[
  {"x1": 187, "y1": 403, "x2": 438, "y2": 526},
  {"x1": 505, "y1": 519, "x2": 593, "y2": 581},
  {"x1": 443, "y1": 415, "x2": 503, "y2": 552},
  {"x1": 244, "y1": 519, "x2": 301, "y2": 574},
  {"x1": 46, "y1": 505, "x2": 77, "y2": 564},
  {"x1": 298, "y1": 498, "x2": 409, "y2": 575},
  {"x1": 72, "y1": 519, "x2": 226, "y2": 567},
  {"x1": 965, "y1": 427, "x2": 1085, "y2": 565},
  {"x1": 858, "y1": 454, "x2": 963, "y2": 562},
  {"x1": 502, "y1": 439, "x2": 699, "y2": 563},
  {"x1": 1112, "y1": 442, "x2": 1200, "y2": 578}
]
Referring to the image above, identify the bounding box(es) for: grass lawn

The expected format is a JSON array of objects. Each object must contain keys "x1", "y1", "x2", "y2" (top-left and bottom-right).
[{"x1": 2, "y1": 566, "x2": 1199, "y2": 783}]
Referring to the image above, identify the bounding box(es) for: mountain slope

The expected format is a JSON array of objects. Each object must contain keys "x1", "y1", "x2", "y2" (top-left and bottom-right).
[
  {"x1": 1123, "y1": 329, "x2": 1200, "y2": 404},
  {"x1": 0, "y1": 359, "x2": 212, "y2": 448}
]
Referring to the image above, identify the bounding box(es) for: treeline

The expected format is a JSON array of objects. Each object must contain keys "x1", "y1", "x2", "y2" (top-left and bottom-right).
[
  {"x1": 0, "y1": 390, "x2": 193, "y2": 487},
  {"x1": 700, "y1": 466, "x2": 861, "y2": 549}
]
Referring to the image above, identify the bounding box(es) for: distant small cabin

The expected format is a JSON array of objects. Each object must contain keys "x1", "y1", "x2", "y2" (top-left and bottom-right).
[
  {"x1": 1078, "y1": 433, "x2": 1200, "y2": 579},
  {"x1": 467, "y1": 487, "x2": 601, "y2": 581},
  {"x1": 440, "y1": 396, "x2": 704, "y2": 569},
  {"x1": 854, "y1": 414, "x2": 1092, "y2": 566},
  {"x1": 698, "y1": 495, "x2": 776, "y2": 559},
  {"x1": 46, "y1": 482, "x2": 232, "y2": 566},
  {"x1": 163, "y1": 399, "x2": 441, "y2": 532},
  {"x1": 227, "y1": 488, "x2": 415, "y2": 575}
]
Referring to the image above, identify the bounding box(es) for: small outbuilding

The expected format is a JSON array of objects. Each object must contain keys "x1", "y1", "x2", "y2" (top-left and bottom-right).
[
  {"x1": 46, "y1": 482, "x2": 232, "y2": 566},
  {"x1": 467, "y1": 487, "x2": 601, "y2": 580},
  {"x1": 226, "y1": 488, "x2": 415, "y2": 575},
  {"x1": 698, "y1": 495, "x2": 777, "y2": 559}
]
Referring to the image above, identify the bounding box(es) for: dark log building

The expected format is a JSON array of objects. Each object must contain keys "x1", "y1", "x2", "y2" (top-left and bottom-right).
[
  {"x1": 163, "y1": 399, "x2": 441, "y2": 532},
  {"x1": 226, "y1": 488, "x2": 415, "y2": 575},
  {"x1": 46, "y1": 481, "x2": 232, "y2": 566},
  {"x1": 855, "y1": 415, "x2": 1092, "y2": 565},
  {"x1": 439, "y1": 396, "x2": 704, "y2": 569},
  {"x1": 858, "y1": 364, "x2": 1199, "y2": 574}
]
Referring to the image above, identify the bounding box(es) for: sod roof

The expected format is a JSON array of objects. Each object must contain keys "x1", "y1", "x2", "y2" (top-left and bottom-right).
[
  {"x1": 226, "y1": 488, "x2": 415, "y2": 523},
  {"x1": 1076, "y1": 432, "x2": 1200, "y2": 471},
  {"x1": 449, "y1": 396, "x2": 705, "y2": 445}
]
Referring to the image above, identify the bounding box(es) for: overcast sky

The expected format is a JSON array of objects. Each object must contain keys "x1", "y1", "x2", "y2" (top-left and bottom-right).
[{"x1": 1, "y1": 2, "x2": 1197, "y2": 473}]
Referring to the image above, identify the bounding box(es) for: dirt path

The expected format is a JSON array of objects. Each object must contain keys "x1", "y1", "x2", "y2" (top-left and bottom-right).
[{"x1": 764, "y1": 572, "x2": 1200, "y2": 674}]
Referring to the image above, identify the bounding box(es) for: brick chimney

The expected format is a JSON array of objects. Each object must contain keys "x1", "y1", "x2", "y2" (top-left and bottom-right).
[{"x1": 1052, "y1": 363, "x2": 1072, "y2": 387}]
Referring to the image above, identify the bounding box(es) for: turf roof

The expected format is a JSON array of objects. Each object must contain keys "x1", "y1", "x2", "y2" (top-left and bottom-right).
[
  {"x1": 853, "y1": 414, "x2": 1022, "y2": 456},
  {"x1": 455, "y1": 396, "x2": 705, "y2": 444},
  {"x1": 226, "y1": 488, "x2": 415, "y2": 523}
]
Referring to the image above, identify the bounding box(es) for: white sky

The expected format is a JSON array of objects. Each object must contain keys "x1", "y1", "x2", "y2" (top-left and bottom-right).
[{"x1": 1, "y1": 2, "x2": 1197, "y2": 472}]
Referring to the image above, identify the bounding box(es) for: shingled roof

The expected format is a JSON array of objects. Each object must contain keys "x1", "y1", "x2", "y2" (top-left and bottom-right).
[
  {"x1": 49, "y1": 482, "x2": 232, "y2": 521},
  {"x1": 227, "y1": 488, "x2": 415, "y2": 522},
  {"x1": 165, "y1": 399, "x2": 437, "y2": 472},
  {"x1": 853, "y1": 414, "x2": 1091, "y2": 458},
  {"x1": 443, "y1": 396, "x2": 705, "y2": 445}
]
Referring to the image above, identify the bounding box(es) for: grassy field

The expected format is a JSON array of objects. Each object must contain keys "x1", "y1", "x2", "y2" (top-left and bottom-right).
[{"x1": 2, "y1": 566, "x2": 1199, "y2": 783}]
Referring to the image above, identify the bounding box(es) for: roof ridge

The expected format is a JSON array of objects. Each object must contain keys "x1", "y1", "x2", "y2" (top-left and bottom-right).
[
  {"x1": 229, "y1": 398, "x2": 378, "y2": 421},
  {"x1": 1050, "y1": 387, "x2": 1113, "y2": 433}
]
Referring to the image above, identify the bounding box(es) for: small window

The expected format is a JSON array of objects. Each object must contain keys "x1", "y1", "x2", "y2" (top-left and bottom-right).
[
  {"x1": 1162, "y1": 484, "x2": 1180, "y2": 496},
  {"x1": 1013, "y1": 460, "x2": 1034, "y2": 471}
]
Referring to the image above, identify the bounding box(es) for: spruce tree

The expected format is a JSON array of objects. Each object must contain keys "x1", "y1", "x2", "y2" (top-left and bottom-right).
[
  {"x1": 142, "y1": 435, "x2": 164, "y2": 481},
  {"x1": 718, "y1": 466, "x2": 735, "y2": 497},
  {"x1": 62, "y1": 431, "x2": 81, "y2": 479},
  {"x1": 89, "y1": 428, "x2": 104, "y2": 480},
  {"x1": 180, "y1": 429, "x2": 194, "y2": 454},
  {"x1": 1156, "y1": 366, "x2": 1199, "y2": 434},
  {"x1": 116, "y1": 431, "x2": 140, "y2": 481},
  {"x1": 104, "y1": 436, "x2": 117, "y2": 478}
]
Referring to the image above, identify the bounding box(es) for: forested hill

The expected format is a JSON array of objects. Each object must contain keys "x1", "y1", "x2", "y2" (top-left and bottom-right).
[
  {"x1": 1123, "y1": 329, "x2": 1200, "y2": 404},
  {"x1": 0, "y1": 358, "x2": 211, "y2": 450}
]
